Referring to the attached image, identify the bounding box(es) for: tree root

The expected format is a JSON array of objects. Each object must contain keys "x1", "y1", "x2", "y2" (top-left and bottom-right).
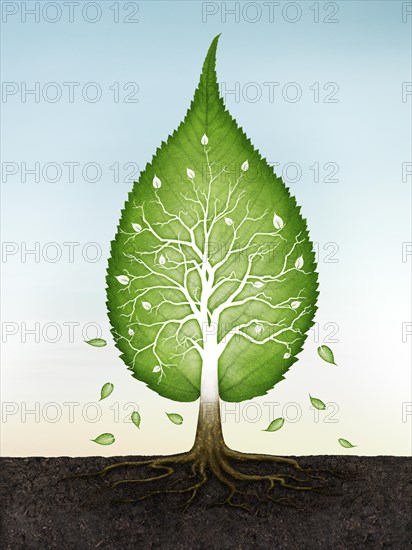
[{"x1": 64, "y1": 442, "x2": 347, "y2": 512}]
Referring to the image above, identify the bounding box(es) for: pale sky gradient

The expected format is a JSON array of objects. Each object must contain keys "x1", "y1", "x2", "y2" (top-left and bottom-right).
[{"x1": 1, "y1": 0, "x2": 411, "y2": 456}]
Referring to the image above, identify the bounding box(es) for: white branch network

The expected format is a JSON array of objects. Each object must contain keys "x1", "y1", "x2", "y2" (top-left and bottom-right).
[{"x1": 114, "y1": 135, "x2": 312, "y2": 389}]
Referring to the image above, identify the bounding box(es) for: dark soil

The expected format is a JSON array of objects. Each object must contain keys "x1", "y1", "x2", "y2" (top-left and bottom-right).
[{"x1": 0, "y1": 455, "x2": 411, "y2": 549}]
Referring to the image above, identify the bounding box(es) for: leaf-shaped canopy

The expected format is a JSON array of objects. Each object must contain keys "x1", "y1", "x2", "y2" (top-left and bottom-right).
[{"x1": 107, "y1": 36, "x2": 318, "y2": 403}]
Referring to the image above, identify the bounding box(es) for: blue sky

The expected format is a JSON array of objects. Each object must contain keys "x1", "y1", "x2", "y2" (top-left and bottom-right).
[{"x1": 1, "y1": 1, "x2": 411, "y2": 456}]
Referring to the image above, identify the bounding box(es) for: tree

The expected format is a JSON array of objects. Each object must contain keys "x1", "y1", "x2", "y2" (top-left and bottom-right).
[{"x1": 104, "y1": 35, "x2": 319, "y2": 507}]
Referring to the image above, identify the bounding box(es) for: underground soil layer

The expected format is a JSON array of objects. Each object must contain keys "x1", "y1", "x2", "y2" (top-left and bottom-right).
[{"x1": 0, "y1": 455, "x2": 410, "y2": 550}]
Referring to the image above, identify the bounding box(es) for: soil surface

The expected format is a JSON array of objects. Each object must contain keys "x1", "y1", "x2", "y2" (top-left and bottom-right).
[{"x1": 0, "y1": 455, "x2": 411, "y2": 549}]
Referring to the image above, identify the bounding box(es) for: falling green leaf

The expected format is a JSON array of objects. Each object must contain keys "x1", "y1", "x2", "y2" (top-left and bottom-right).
[
  {"x1": 91, "y1": 433, "x2": 115, "y2": 445},
  {"x1": 317, "y1": 345, "x2": 337, "y2": 365},
  {"x1": 338, "y1": 438, "x2": 356, "y2": 448},
  {"x1": 99, "y1": 382, "x2": 114, "y2": 401},
  {"x1": 166, "y1": 413, "x2": 183, "y2": 425},
  {"x1": 85, "y1": 338, "x2": 107, "y2": 348},
  {"x1": 131, "y1": 410, "x2": 141, "y2": 429},
  {"x1": 309, "y1": 394, "x2": 326, "y2": 410},
  {"x1": 263, "y1": 417, "x2": 285, "y2": 432}
]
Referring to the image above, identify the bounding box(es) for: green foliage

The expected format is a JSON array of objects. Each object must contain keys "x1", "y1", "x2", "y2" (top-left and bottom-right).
[
  {"x1": 107, "y1": 36, "x2": 318, "y2": 403},
  {"x1": 338, "y1": 438, "x2": 356, "y2": 448},
  {"x1": 131, "y1": 411, "x2": 141, "y2": 429},
  {"x1": 263, "y1": 418, "x2": 285, "y2": 432},
  {"x1": 309, "y1": 395, "x2": 326, "y2": 410},
  {"x1": 317, "y1": 345, "x2": 337, "y2": 365},
  {"x1": 100, "y1": 382, "x2": 114, "y2": 401},
  {"x1": 91, "y1": 433, "x2": 115, "y2": 445},
  {"x1": 85, "y1": 338, "x2": 107, "y2": 347},
  {"x1": 166, "y1": 413, "x2": 184, "y2": 425}
]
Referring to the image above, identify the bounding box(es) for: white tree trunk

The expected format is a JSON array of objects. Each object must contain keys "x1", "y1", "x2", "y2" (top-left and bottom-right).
[{"x1": 199, "y1": 326, "x2": 220, "y2": 405}]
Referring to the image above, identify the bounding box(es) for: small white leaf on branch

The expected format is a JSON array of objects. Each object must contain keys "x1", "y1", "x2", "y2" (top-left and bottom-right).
[
  {"x1": 159, "y1": 255, "x2": 166, "y2": 266},
  {"x1": 283, "y1": 352, "x2": 291, "y2": 359},
  {"x1": 253, "y1": 281, "x2": 264, "y2": 289},
  {"x1": 201, "y1": 134, "x2": 208, "y2": 145},
  {"x1": 187, "y1": 168, "x2": 195, "y2": 180},
  {"x1": 290, "y1": 301, "x2": 301, "y2": 309},
  {"x1": 225, "y1": 217, "x2": 234, "y2": 226},
  {"x1": 128, "y1": 328, "x2": 135, "y2": 336},
  {"x1": 295, "y1": 256, "x2": 304, "y2": 269},
  {"x1": 152, "y1": 365, "x2": 161, "y2": 373},
  {"x1": 131, "y1": 223, "x2": 142, "y2": 233},
  {"x1": 153, "y1": 175, "x2": 162, "y2": 189},
  {"x1": 241, "y1": 160, "x2": 249, "y2": 172},
  {"x1": 273, "y1": 213, "x2": 284, "y2": 229},
  {"x1": 142, "y1": 301, "x2": 152, "y2": 311},
  {"x1": 115, "y1": 275, "x2": 129, "y2": 285}
]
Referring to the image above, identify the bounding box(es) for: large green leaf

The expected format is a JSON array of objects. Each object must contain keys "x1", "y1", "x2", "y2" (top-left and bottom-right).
[{"x1": 107, "y1": 36, "x2": 318, "y2": 403}]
